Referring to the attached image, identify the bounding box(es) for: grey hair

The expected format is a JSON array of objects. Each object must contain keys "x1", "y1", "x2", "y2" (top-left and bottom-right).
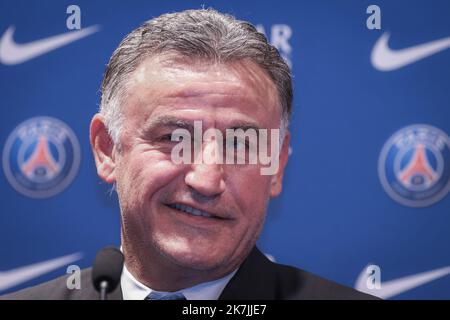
[{"x1": 100, "y1": 8, "x2": 293, "y2": 145}]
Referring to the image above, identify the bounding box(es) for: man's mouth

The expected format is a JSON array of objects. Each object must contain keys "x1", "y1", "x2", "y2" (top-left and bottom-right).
[{"x1": 166, "y1": 203, "x2": 225, "y2": 220}]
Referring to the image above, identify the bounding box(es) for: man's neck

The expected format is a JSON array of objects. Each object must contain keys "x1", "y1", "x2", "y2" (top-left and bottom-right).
[{"x1": 121, "y1": 244, "x2": 240, "y2": 291}]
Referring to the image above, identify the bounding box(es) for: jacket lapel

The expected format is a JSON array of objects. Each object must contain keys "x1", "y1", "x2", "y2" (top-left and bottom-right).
[{"x1": 219, "y1": 247, "x2": 278, "y2": 300}]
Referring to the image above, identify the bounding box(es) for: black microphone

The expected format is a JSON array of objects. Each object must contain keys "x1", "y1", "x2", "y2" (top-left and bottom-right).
[{"x1": 92, "y1": 246, "x2": 124, "y2": 300}]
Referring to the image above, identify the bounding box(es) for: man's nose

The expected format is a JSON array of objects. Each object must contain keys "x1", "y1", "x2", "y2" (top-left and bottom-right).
[{"x1": 184, "y1": 140, "x2": 225, "y2": 198}]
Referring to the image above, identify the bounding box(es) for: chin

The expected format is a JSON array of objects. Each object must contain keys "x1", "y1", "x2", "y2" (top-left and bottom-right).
[
  {"x1": 154, "y1": 236, "x2": 230, "y2": 271},
  {"x1": 172, "y1": 254, "x2": 225, "y2": 271}
]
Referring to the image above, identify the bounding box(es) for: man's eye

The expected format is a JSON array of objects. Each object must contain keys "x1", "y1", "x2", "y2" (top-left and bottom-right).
[
  {"x1": 235, "y1": 140, "x2": 247, "y2": 150},
  {"x1": 157, "y1": 134, "x2": 173, "y2": 141},
  {"x1": 157, "y1": 133, "x2": 191, "y2": 142},
  {"x1": 227, "y1": 138, "x2": 248, "y2": 150}
]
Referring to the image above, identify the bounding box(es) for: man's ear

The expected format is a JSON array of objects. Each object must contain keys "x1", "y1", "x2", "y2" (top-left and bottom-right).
[
  {"x1": 90, "y1": 113, "x2": 117, "y2": 184},
  {"x1": 270, "y1": 132, "x2": 290, "y2": 197}
]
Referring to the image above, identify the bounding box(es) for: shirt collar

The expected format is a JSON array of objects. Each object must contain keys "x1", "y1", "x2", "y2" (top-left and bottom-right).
[{"x1": 120, "y1": 263, "x2": 238, "y2": 300}]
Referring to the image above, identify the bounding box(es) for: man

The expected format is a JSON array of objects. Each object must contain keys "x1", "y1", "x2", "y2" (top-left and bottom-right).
[{"x1": 1, "y1": 9, "x2": 375, "y2": 300}]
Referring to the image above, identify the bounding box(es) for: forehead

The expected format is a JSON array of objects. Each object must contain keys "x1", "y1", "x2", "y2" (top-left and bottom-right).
[{"x1": 122, "y1": 55, "x2": 281, "y2": 129}]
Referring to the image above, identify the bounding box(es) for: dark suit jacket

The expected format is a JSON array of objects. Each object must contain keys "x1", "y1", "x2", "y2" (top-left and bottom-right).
[{"x1": 0, "y1": 247, "x2": 377, "y2": 300}]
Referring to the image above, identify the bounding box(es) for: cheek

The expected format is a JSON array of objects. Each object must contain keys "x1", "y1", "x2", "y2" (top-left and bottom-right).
[
  {"x1": 226, "y1": 169, "x2": 270, "y2": 253},
  {"x1": 228, "y1": 166, "x2": 272, "y2": 217},
  {"x1": 116, "y1": 151, "x2": 183, "y2": 211}
]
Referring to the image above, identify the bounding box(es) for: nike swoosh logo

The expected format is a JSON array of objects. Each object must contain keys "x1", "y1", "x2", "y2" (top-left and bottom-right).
[
  {"x1": 0, "y1": 252, "x2": 82, "y2": 292},
  {"x1": 371, "y1": 32, "x2": 450, "y2": 71},
  {"x1": 354, "y1": 264, "x2": 450, "y2": 299},
  {"x1": 0, "y1": 25, "x2": 100, "y2": 65}
]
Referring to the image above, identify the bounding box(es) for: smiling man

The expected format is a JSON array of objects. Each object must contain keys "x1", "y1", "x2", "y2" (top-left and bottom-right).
[
  {"x1": 106, "y1": 57, "x2": 284, "y2": 292},
  {"x1": 1, "y1": 9, "x2": 375, "y2": 300}
]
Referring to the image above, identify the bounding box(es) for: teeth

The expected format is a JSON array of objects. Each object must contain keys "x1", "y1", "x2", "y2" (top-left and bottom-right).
[{"x1": 171, "y1": 203, "x2": 212, "y2": 218}]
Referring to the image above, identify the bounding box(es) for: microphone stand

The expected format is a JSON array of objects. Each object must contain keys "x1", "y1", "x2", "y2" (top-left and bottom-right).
[{"x1": 99, "y1": 280, "x2": 109, "y2": 300}]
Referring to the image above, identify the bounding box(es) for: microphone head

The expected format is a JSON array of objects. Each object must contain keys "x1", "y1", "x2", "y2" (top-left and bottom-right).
[{"x1": 92, "y1": 246, "x2": 124, "y2": 293}]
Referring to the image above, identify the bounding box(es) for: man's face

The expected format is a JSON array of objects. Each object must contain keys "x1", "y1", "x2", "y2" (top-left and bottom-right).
[{"x1": 94, "y1": 56, "x2": 289, "y2": 278}]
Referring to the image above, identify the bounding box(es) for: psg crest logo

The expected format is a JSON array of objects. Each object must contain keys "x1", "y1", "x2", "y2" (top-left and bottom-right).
[
  {"x1": 2, "y1": 116, "x2": 81, "y2": 198},
  {"x1": 378, "y1": 124, "x2": 450, "y2": 207}
]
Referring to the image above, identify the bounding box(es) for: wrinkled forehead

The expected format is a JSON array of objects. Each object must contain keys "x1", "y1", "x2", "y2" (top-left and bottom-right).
[{"x1": 130, "y1": 55, "x2": 279, "y2": 105}]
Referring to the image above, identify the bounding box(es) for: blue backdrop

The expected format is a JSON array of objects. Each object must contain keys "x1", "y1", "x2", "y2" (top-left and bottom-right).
[{"x1": 1, "y1": 0, "x2": 449, "y2": 299}]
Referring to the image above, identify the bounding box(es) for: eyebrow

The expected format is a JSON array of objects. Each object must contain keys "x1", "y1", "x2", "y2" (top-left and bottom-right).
[
  {"x1": 142, "y1": 115, "x2": 194, "y2": 133},
  {"x1": 141, "y1": 115, "x2": 262, "y2": 134},
  {"x1": 228, "y1": 124, "x2": 261, "y2": 132}
]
